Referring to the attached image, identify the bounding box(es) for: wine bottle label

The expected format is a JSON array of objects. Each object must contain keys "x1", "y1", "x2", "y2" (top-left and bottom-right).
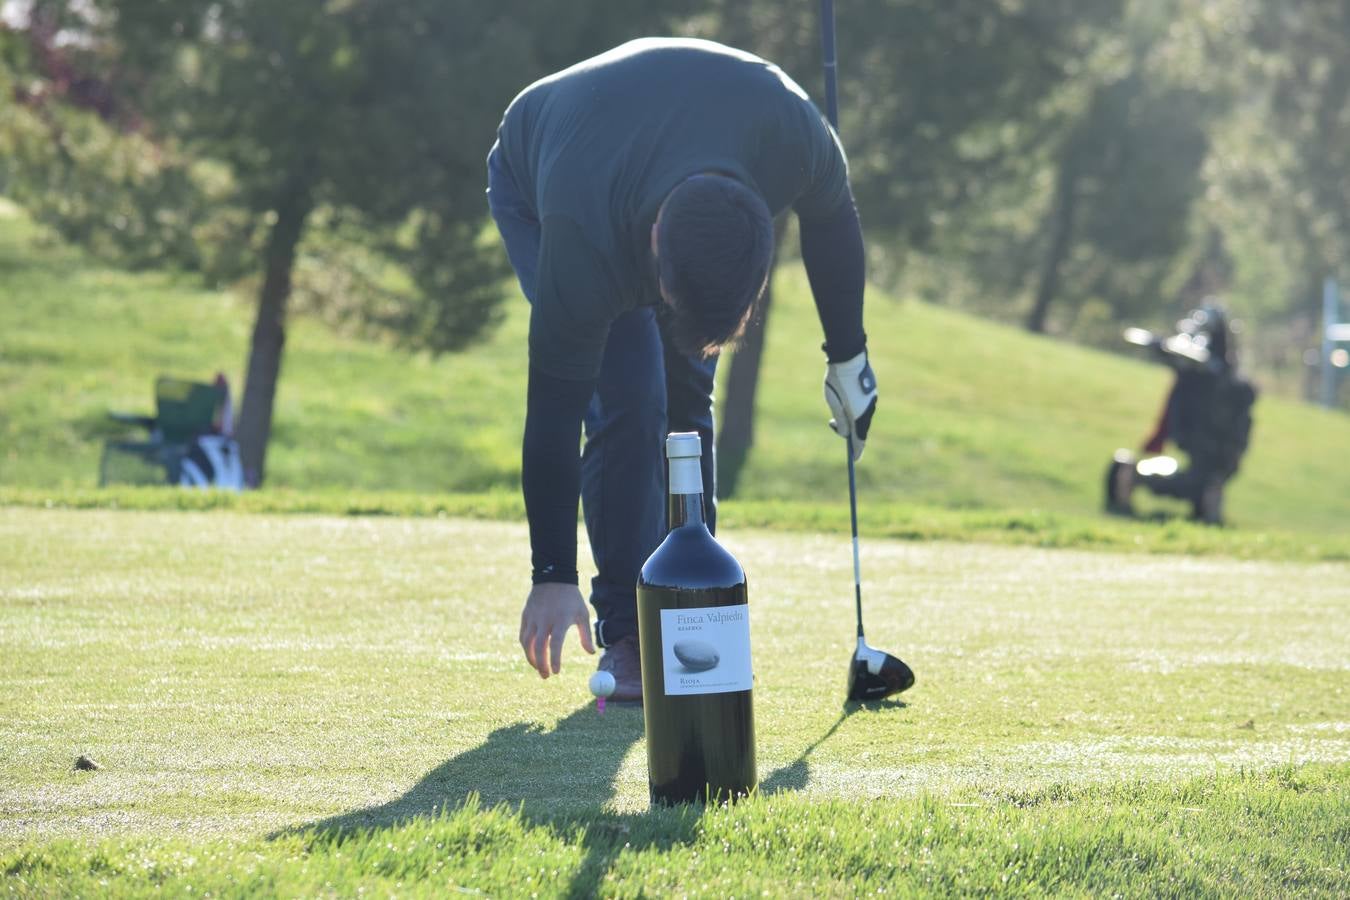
[{"x1": 658, "y1": 604, "x2": 752, "y2": 695}]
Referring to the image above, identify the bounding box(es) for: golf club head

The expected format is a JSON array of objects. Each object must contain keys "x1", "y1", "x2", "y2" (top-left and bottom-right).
[{"x1": 846, "y1": 636, "x2": 914, "y2": 702}]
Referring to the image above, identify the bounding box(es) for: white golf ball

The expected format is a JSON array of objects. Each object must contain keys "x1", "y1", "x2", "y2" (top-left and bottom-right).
[{"x1": 589, "y1": 671, "x2": 616, "y2": 698}]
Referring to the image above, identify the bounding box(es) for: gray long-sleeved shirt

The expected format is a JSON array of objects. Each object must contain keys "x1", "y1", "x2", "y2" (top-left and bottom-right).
[{"x1": 489, "y1": 38, "x2": 867, "y2": 582}]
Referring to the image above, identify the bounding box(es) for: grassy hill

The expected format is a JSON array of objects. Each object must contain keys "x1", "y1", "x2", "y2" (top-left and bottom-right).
[{"x1": 3, "y1": 198, "x2": 1349, "y2": 533}]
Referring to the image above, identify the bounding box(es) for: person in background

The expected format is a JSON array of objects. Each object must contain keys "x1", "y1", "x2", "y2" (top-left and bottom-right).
[{"x1": 1108, "y1": 302, "x2": 1257, "y2": 524}]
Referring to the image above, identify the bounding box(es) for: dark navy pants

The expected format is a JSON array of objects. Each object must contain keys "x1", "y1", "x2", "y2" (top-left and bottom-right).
[{"x1": 487, "y1": 146, "x2": 718, "y2": 647}]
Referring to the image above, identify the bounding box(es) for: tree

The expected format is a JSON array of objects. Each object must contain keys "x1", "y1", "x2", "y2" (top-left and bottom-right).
[
  {"x1": 915, "y1": 0, "x2": 1232, "y2": 345},
  {"x1": 6, "y1": 0, "x2": 700, "y2": 486},
  {"x1": 98, "y1": 0, "x2": 537, "y2": 485},
  {"x1": 684, "y1": 0, "x2": 1123, "y2": 495},
  {"x1": 1, "y1": 16, "x2": 226, "y2": 274},
  {"x1": 1023, "y1": 73, "x2": 1213, "y2": 334},
  {"x1": 1247, "y1": 1, "x2": 1350, "y2": 317},
  {"x1": 716, "y1": 221, "x2": 786, "y2": 498}
]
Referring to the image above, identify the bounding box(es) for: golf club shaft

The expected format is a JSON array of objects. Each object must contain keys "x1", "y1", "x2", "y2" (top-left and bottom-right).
[
  {"x1": 820, "y1": 0, "x2": 840, "y2": 129},
  {"x1": 848, "y1": 436, "x2": 864, "y2": 638},
  {"x1": 824, "y1": 0, "x2": 862, "y2": 639}
]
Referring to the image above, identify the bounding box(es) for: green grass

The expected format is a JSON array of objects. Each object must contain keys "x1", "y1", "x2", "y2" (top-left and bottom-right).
[
  {"x1": 3, "y1": 198, "x2": 1349, "y2": 534},
  {"x1": 3, "y1": 196, "x2": 1348, "y2": 893},
  {"x1": 2, "y1": 507, "x2": 1347, "y2": 894},
  {"x1": 2, "y1": 484, "x2": 1348, "y2": 562},
  {"x1": 6, "y1": 769, "x2": 1347, "y2": 897},
  {"x1": 0, "y1": 201, "x2": 520, "y2": 494}
]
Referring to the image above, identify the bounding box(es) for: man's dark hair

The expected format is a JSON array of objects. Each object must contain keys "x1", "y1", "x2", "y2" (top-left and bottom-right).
[{"x1": 656, "y1": 174, "x2": 774, "y2": 358}]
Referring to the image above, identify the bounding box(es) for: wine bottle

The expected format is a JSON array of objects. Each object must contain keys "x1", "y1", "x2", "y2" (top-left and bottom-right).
[{"x1": 637, "y1": 432, "x2": 756, "y2": 805}]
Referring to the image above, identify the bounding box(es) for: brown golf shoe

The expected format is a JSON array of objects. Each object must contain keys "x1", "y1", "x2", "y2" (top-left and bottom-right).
[{"x1": 598, "y1": 634, "x2": 643, "y2": 704}]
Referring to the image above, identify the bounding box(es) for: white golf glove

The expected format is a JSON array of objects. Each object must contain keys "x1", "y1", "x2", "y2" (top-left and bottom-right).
[{"x1": 823, "y1": 348, "x2": 878, "y2": 461}]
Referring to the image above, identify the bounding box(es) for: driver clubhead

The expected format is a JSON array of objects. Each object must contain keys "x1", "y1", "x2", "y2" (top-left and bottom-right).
[{"x1": 846, "y1": 637, "x2": 915, "y2": 702}]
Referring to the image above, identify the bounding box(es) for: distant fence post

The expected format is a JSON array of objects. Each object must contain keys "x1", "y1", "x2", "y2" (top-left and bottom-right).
[{"x1": 1324, "y1": 278, "x2": 1350, "y2": 408}]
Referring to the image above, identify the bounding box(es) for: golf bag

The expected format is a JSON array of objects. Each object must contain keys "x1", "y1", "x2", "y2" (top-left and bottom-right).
[{"x1": 179, "y1": 434, "x2": 245, "y2": 490}]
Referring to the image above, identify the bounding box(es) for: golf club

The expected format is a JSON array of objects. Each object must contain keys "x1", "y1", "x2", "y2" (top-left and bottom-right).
[
  {"x1": 820, "y1": 0, "x2": 915, "y2": 702},
  {"x1": 843, "y1": 436, "x2": 915, "y2": 701}
]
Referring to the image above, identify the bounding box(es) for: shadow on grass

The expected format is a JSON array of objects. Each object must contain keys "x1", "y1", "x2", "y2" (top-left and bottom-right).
[
  {"x1": 760, "y1": 699, "x2": 908, "y2": 795},
  {"x1": 284, "y1": 696, "x2": 906, "y2": 895},
  {"x1": 284, "y1": 703, "x2": 695, "y2": 896},
  {"x1": 293, "y1": 703, "x2": 644, "y2": 835}
]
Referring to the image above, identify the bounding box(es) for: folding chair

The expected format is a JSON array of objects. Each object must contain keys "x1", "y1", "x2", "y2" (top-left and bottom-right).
[{"x1": 98, "y1": 377, "x2": 227, "y2": 486}]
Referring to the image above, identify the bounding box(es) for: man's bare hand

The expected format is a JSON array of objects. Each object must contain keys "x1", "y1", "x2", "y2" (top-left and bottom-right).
[{"x1": 519, "y1": 583, "x2": 595, "y2": 679}]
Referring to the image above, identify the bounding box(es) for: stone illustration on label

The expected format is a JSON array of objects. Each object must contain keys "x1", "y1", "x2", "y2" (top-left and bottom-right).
[
  {"x1": 659, "y1": 604, "x2": 752, "y2": 696},
  {"x1": 672, "y1": 640, "x2": 720, "y2": 672}
]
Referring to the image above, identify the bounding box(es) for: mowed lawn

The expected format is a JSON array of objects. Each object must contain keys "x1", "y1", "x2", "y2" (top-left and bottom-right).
[{"x1": 2, "y1": 507, "x2": 1347, "y2": 895}]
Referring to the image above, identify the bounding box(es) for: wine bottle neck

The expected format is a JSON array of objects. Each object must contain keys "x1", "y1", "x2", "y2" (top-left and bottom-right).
[
  {"x1": 668, "y1": 455, "x2": 705, "y2": 529},
  {"x1": 669, "y1": 491, "x2": 705, "y2": 529}
]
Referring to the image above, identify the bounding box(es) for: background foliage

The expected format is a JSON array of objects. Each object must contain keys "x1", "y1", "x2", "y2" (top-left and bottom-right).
[{"x1": 2, "y1": 0, "x2": 1348, "y2": 487}]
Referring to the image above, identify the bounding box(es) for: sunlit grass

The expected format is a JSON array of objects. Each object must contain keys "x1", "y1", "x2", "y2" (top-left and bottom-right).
[
  {"x1": 5, "y1": 768, "x2": 1346, "y2": 897},
  {"x1": 2, "y1": 507, "x2": 1346, "y2": 893}
]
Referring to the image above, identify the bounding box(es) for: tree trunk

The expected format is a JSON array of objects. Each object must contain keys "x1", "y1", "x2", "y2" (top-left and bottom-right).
[
  {"x1": 717, "y1": 222, "x2": 787, "y2": 499},
  {"x1": 1026, "y1": 147, "x2": 1080, "y2": 334},
  {"x1": 706, "y1": 0, "x2": 768, "y2": 494},
  {"x1": 717, "y1": 281, "x2": 773, "y2": 500},
  {"x1": 236, "y1": 178, "x2": 313, "y2": 488}
]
